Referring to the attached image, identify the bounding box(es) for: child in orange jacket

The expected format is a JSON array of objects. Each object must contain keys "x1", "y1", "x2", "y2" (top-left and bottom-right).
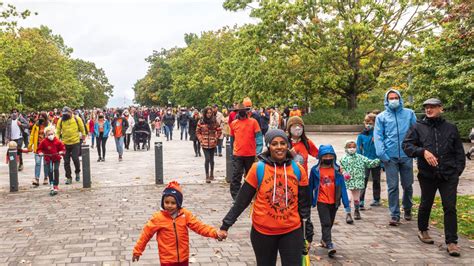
[{"x1": 132, "y1": 181, "x2": 225, "y2": 265}]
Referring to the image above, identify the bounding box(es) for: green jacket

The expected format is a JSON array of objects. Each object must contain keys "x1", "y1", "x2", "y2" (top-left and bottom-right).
[{"x1": 55, "y1": 115, "x2": 86, "y2": 145}]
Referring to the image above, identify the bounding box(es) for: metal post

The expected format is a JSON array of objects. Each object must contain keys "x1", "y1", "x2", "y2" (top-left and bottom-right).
[
  {"x1": 8, "y1": 150, "x2": 18, "y2": 192},
  {"x1": 155, "y1": 142, "x2": 163, "y2": 184},
  {"x1": 225, "y1": 140, "x2": 232, "y2": 183},
  {"x1": 81, "y1": 145, "x2": 91, "y2": 188}
]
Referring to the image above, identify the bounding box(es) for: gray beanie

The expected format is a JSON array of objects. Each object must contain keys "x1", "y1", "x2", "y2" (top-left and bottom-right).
[{"x1": 265, "y1": 129, "x2": 289, "y2": 147}]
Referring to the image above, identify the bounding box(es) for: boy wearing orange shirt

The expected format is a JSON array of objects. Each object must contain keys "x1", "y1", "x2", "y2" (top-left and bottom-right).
[{"x1": 309, "y1": 144, "x2": 350, "y2": 257}]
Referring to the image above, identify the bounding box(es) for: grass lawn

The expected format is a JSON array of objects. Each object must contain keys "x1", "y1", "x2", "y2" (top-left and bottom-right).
[{"x1": 383, "y1": 195, "x2": 474, "y2": 240}]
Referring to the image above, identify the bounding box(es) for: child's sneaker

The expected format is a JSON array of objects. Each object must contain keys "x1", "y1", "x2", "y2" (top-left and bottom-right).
[
  {"x1": 327, "y1": 243, "x2": 336, "y2": 257},
  {"x1": 65, "y1": 178, "x2": 72, "y2": 185},
  {"x1": 32, "y1": 178, "x2": 39, "y2": 186},
  {"x1": 359, "y1": 200, "x2": 365, "y2": 210},
  {"x1": 43, "y1": 177, "x2": 49, "y2": 185},
  {"x1": 346, "y1": 213, "x2": 354, "y2": 224},
  {"x1": 75, "y1": 173, "x2": 80, "y2": 182},
  {"x1": 354, "y1": 209, "x2": 361, "y2": 220}
]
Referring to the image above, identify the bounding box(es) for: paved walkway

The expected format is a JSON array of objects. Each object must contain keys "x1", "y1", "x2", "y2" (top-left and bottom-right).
[{"x1": 0, "y1": 129, "x2": 473, "y2": 265}]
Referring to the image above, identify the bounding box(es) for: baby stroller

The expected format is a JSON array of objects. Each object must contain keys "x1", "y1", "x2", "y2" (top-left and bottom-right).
[{"x1": 133, "y1": 130, "x2": 150, "y2": 151}]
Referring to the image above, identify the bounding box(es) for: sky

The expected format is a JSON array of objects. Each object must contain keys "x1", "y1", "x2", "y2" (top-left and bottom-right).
[{"x1": 7, "y1": 0, "x2": 255, "y2": 107}]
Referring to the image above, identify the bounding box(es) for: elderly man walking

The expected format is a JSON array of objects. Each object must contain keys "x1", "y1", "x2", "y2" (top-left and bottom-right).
[
  {"x1": 374, "y1": 89, "x2": 416, "y2": 226},
  {"x1": 403, "y1": 98, "x2": 465, "y2": 257}
]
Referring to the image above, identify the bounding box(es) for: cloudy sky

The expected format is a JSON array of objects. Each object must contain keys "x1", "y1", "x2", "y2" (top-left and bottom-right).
[{"x1": 7, "y1": 0, "x2": 255, "y2": 107}]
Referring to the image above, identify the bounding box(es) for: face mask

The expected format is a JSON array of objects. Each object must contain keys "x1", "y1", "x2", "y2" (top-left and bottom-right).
[
  {"x1": 62, "y1": 114, "x2": 70, "y2": 120},
  {"x1": 365, "y1": 124, "x2": 373, "y2": 130},
  {"x1": 346, "y1": 148, "x2": 356, "y2": 155},
  {"x1": 238, "y1": 110, "x2": 247, "y2": 118},
  {"x1": 388, "y1": 99, "x2": 400, "y2": 110},
  {"x1": 11, "y1": 113, "x2": 18, "y2": 120},
  {"x1": 98, "y1": 115, "x2": 104, "y2": 119},
  {"x1": 322, "y1": 159, "x2": 333, "y2": 166},
  {"x1": 39, "y1": 119, "x2": 44, "y2": 124},
  {"x1": 47, "y1": 135, "x2": 54, "y2": 141},
  {"x1": 290, "y1": 125, "x2": 303, "y2": 137},
  {"x1": 167, "y1": 111, "x2": 171, "y2": 115}
]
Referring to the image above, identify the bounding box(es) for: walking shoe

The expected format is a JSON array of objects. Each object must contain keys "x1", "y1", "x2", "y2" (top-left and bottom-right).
[
  {"x1": 32, "y1": 178, "x2": 39, "y2": 186},
  {"x1": 370, "y1": 200, "x2": 381, "y2": 207},
  {"x1": 389, "y1": 217, "x2": 400, "y2": 226},
  {"x1": 43, "y1": 177, "x2": 49, "y2": 185},
  {"x1": 101, "y1": 158, "x2": 105, "y2": 162},
  {"x1": 354, "y1": 209, "x2": 361, "y2": 220},
  {"x1": 75, "y1": 173, "x2": 80, "y2": 182},
  {"x1": 97, "y1": 157, "x2": 102, "y2": 162},
  {"x1": 418, "y1": 230, "x2": 434, "y2": 244},
  {"x1": 327, "y1": 243, "x2": 336, "y2": 258},
  {"x1": 205, "y1": 175, "x2": 211, "y2": 184},
  {"x1": 65, "y1": 178, "x2": 72, "y2": 185},
  {"x1": 346, "y1": 213, "x2": 354, "y2": 224},
  {"x1": 119, "y1": 155, "x2": 123, "y2": 161},
  {"x1": 218, "y1": 153, "x2": 223, "y2": 157},
  {"x1": 18, "y1": 164, "x2": 24, "y2": 171},
  {"x1": 447, "y1": 243, "x2": 461, "y2": 257},
  {"x1": 466, "y1": 152, "x2": 471, "y2": 160},
  {"x1": 320, "y1": 240, "x2": 328, "y2": 248},
  {"x1": 404, "y1": 209, "x2": 412, "y2": 221}
]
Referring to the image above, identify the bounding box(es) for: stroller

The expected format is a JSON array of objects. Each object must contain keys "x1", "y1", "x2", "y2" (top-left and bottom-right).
[{"x1": 133, "y1": 130, "x2": 150, "y2": 151}]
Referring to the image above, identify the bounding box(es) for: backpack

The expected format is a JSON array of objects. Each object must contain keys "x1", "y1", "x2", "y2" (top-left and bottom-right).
[{"x1": 256, "y1": 160, "x2": 301, "y2": 188}]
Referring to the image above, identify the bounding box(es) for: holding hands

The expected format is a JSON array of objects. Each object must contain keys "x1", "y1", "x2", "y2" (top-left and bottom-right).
[{"x1": 217, "y1": 229, "x2": 228, "y2": 241}]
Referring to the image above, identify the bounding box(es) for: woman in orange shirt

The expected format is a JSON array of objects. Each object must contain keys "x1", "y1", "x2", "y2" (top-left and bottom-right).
[{"x1": 220, "y1": 129, "x2": 311, "y2": 266}]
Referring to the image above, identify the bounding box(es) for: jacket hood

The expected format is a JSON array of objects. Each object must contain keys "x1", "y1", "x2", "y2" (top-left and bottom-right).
[
  {"x1": 384, "y1": 89, "x2": 404, "y2": 112},
  {"x1": 318, "y1": 145, "x2": 337, "y2": 160},
  {"x1": 257, "y1": 150, "x2": 293, "y2": 166}
]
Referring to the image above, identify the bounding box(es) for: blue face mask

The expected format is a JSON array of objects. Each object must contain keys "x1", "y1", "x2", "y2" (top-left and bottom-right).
[{"x1": 388, "y1": 99, "x2": 400, "y2": 110}]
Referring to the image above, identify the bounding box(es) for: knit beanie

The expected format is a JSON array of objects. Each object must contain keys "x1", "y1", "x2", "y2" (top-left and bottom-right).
[
  {"x1": 161, "y1": 181, "x2": 183, "y2": 209},
  {"x1": 286, "y1": 116, "x2": 304, "y2": 131},
  {"x1": 345, "y1": 140, "x2": 356, "y2": 148},
  {"x1": 265, "y1": 129, "x2": 289, "y2": 147}
]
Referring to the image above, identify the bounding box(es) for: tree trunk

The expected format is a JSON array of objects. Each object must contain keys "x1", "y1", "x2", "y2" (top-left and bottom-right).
[{"x1": 347, "y1": 92, "x2": 358, "y2": 110}]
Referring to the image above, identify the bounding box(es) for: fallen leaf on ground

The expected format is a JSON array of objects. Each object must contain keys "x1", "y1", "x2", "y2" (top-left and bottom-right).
[
  {"x1": 122, "y1": 198, "x2": 128, "y2": 202},
  {"x1": 16, "y1": 228, "x2": 23, "y2": 232},
  {"x1": 389, "y1": 259, "x2": 397, "y2": 262}
]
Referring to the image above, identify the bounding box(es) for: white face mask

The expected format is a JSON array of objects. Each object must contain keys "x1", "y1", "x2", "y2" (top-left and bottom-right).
[
  {"x1": 346, "y1": 148, "x2": 356, "y2": 155},
  {"x1": 290, "y1": 125, "x2": 303, "y2": 137},
  {"x1": 47, "y1": 135, "x2": 54, "y2": 141}
]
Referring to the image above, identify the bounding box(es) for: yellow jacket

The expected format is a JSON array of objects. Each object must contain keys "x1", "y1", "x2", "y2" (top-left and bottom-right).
[
  {"x1": 28, "y1": 123, "x2": 51, "y2": 153},
  {"x1": 55, "y1": 116, "x2": 86, "y2": 145}
]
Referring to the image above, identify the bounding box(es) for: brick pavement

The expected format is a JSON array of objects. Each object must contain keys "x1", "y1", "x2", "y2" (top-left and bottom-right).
[{"x1": 0, "y1": 129, "x2": 473, "y2": 265}]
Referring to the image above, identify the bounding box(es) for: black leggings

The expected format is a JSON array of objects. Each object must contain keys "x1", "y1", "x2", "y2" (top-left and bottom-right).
[
  {"x1": 317, "y1": 202, "x2": 337, "y2": 245},
  {"x1": 193, "y1": 140, "x2": 201, "y2": 156},
  {"x1": 250, "y1": 226, "x2": 303, "y2": 266},
  {"x1": 125, "y1": 133, "x2": 132, "y2": 149},
  {"x1": 96, "y1": 134, "x2": 108, "y2": 159},
  {"x1": 202, "y1": 148, "x2": 215, "y2": 176}
]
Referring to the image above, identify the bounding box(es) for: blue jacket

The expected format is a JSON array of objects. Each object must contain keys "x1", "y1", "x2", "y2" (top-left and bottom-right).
[
  {"x1": 94, "y1": 120, "x2": 111, "y2": 137},
  {"x1": 356, "y1": 129, "x2": 377, "y2": 159},
  {"x1": 309, "y1": 145, "x2": 350, "y2": 212},
  {"x1": 374, "y1": 89, "x2": 416, "y2": 161}
]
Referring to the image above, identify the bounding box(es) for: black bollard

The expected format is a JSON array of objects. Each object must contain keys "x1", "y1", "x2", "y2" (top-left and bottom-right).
[
  {"x1": 225, "y1": 140, "x2": 232, "y2": 183},
  {"x1": 81, "y1": 145, "x2": 91, "y2": 188},
  {"x1": 155, "y1": 142, "x2": 163, "y2": 184},
  {"x1": 8, "y1": 150, "x2": 18, "y2": 192}
]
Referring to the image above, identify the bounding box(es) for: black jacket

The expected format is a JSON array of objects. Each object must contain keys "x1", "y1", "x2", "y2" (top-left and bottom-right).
[
  {"x1": 220, "y1": 151, "x2": 313, "y2": 242},
  {"x1": 403, "y1": 116, "x2": 466, "y2": 180},
  {"x1": 163, "y1": 114, "x2": 175, "y2": 127}
]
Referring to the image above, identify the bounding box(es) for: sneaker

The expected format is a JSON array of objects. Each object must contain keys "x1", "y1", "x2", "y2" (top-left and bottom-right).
[
  {"x1": 75, "y1": 173, "x2": 80, "y2": 182},
  {"x1": 466, "y1": 152, "x2": 471, "y2": 160},
  {"x1": 101, "y1": 158, "x2": 105, "y2": 162},
  {"x1": 18, "y1": 164, "x2": 24, "y2": 171},
  {"x1": 119, "y1": 155, "x2": 123, "y2": 162},
  {"x1": 65, "y1": 178, "x2": 72, "y2": 185},
  {"x1": 404, "y1": 209, "x2": 412, "y2": 221},
  {"x1": 346, "y1": 213, "x2": 354, "y2": 224},
  {"x1": 32, "y1": 178, "x2": 39, "y2": 186},
  {"x1": 205, "y1": 175, "x2": 211, "y2": 184},
  {"x1": 97, "y1": 157, "x2": 102, "y2": 162},
  {"x1": 354, "y1": 209, "x2": 361, "y2": 220},
  {"x1": 218, "y1": 153, "x2": 223, "y2": 157},
  {"x1": 389, "y1": 217, "x2": 400, "y2": 226},
  {"x1": 418, "y1": 230, "x2": 434, "y2": 244},
  {"x1": 370, "y1": 200, "x2": 381, "y2": 207},
  {"x1": 327, "y1": 243, "x2": 336, "y2": 257},
  {"x1": 447, "y1": 243, "x2": 461, "y2": 257},
  {"x1": 43, "y1": 178, "x2": 48, "y2": 185},
  {"x1": 320, "y1": 240, "x2": 328, "y2": 248}
]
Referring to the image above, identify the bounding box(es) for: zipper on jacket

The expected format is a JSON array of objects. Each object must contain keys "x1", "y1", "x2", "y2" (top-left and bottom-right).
[
  {"x1": 395, "y1": 111, "x2": 400, "y2": 158},
  {"x1": 173, "y1": 219, "x2": 180, "y2": 262}
]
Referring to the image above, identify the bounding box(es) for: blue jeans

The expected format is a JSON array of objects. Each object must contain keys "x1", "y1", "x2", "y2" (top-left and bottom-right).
[
  {"x1": 384, "y1": 157, "x2": 414, "y2": 219},
  {"x1": 114, "y1": 136, "x2": 124, "y2": 156},
  {"x1": 164, "y1": 125, "x2": 173, "y2": 140},
  {"x1": 34, "y1": 153, "x2": 47, "y2": 179},
  {"x1": 90, "y1": 134, "x2": 95, "y2": 147},
  {"x1": 180, "y1": 124, "x2": 188, "y2": 140},
  {"x1": 44, "y1": 160, "x2": 60, "y2": 186}
]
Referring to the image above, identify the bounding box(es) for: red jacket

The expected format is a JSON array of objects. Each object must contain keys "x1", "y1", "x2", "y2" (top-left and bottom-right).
[
  {"x1": 133, "y1": 208, "x2": 218, "y2": 264},
  {"x1": 37, "y1": 137, "x2": 65, "y2": 162},
  {"x1": 196, "y1": 121, "x2": 222, "y2": 149}
]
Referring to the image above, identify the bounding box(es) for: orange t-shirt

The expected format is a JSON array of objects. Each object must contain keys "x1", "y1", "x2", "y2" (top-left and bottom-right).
[
  {"x1": 246, "y1": 162, "x2": 308, "y2": 235},
  {"x1": 291, "y1": 139, "x2": 318, "y2": 174},
  {"x1": 289, "y1": 110, "x2": 302, "y2": 117},
  {"x1": 114, "y1": 118, "x2": 123, "y2": 137},
  {"x1": 317, "y1": 167, "x2": 335, "y2": 204},
  {"x1": 230, "y1": 118, "x2": 261, "y2": 157}
]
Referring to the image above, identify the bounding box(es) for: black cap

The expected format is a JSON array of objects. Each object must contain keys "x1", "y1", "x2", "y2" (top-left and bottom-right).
[{"x1": 422, "y1": 98, "x2": 442, "y2": 107}]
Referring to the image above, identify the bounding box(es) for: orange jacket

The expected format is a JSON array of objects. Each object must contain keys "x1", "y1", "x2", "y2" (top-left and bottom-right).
[{"x1": 133, "y1": 208, "x2": 218, "y2": 264}]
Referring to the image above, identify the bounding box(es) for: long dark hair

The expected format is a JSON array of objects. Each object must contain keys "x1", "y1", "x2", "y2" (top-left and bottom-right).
[{"x1": 201, "y1": 106, "x2": 217, "y2": 127}]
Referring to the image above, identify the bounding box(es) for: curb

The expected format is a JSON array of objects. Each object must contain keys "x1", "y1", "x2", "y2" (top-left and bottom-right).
[{"x1": 305, "y1": 125, "x2": 364, "y2": 132}]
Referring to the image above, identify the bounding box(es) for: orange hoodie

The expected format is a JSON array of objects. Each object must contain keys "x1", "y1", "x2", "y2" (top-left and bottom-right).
[{"x1": 133, "y1": 208, "x2": 218, "y2": 264}]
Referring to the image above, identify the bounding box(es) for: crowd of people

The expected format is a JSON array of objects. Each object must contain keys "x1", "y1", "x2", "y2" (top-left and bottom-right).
[{"x1": 0, "y1": 88, "x2": 471, "y2": 264}]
